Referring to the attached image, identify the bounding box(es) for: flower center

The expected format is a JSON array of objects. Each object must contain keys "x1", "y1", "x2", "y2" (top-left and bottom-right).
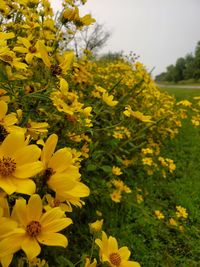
[
  {"x1": 50, "y1": 64, "x2": 62, "y2": 76},
  {"x1": 1, "y1": 55, "x2": 13, "y2": 62},
  {"x1": 53, "y1": 199, "x2": 61, "y2": 207},
  {"x1": 0, "y1": 156, "x2": 16, "y2": 176},
  {"x1": 44, "y1": 167, "x2": 54, "y2": 182},
  {"x1": 109, "y1": 252, "x2": 121, "y2": 266},
  {"x1": 29, "y1": 46, "x2": 37, "y2": 53},
  {"x1": 26, "y1": 221, "x2": 41, "y2": 237}
]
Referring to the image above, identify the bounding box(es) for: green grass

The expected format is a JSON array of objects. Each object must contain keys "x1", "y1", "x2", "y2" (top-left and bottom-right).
[
  {"x1": 127, "y1": 87, "x2": 200, "y2": 266},
  {"x1": 160, "y1": 87, "x2": 200, "y2": 101}
]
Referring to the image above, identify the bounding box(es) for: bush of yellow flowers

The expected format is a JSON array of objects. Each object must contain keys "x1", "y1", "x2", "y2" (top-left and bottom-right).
[{"x1": 0, "y1": 0, "x2": 190, "y2": 266}]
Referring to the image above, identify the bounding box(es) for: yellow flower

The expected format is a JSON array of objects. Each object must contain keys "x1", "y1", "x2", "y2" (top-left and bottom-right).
[
  {"x1": 136, "y1": 194, "x2": 144, "y2": 204},
  {"x1": 95, "y1": 231, "x2": 140, "y2": 267},
  {"x1": 110, "y1": 191, "x2": 122, "y2": 203},
  {"x1": 112, "y1": 166, "x2": 122, "y2": 176},
  {"x1": 142, "y1": 157, "x2": 153, "y2": 166},
  {"x1": 124, "y1": 106, "x2": 152, "y2": 122},
  {"x1": 154, "y1": 210, "x2": 165, "y2": 220},
  {"x1": 44, "y1": 194, "x2": 72, "y2": 213},
  {"x1": 176, "y1": 206, "x2": 188, "y2": 219},
  {"x1": 102, "y1": 92, "x2": 118, "y2": 107},
  {"x1": 0, "y1": 100, "x2": 18, "y2": 138},
  {"x1": 0, "y1": 48, "x2": 27, "y2": 70},
  {"x1": 26, "y1": 120, "x2": 49, "y2": 140},
  {"x1": 84, "y1": 257, "x2": 97, "y2": 267},
  {"x1": 176, "y1": 100, "x2": 192, "y2": 107},
  {"x1": 0, "y1": 132, "x2": 43, "y2": 195},
  {"x1": 41, "y1": 134, "x2": 90, "y2": 208},
  {"x1": 169, "y1": 218, "x2": 178, "y2": 226},
  {"x1": 0, "y1": 194, "x2": 72, "y2": 260},
  {"x1": 89, "y1": 219, "x2": 103, "y2": 233}
]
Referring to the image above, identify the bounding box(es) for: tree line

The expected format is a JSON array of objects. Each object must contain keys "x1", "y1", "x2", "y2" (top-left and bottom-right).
[{"x1": 155, "y1": 41, "x2": 200, "y2": 83}]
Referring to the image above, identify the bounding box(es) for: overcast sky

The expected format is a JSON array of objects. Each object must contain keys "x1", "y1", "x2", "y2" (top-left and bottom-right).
[{"x1": 51, "y1": 0, "x2": 200, "y2": 76}]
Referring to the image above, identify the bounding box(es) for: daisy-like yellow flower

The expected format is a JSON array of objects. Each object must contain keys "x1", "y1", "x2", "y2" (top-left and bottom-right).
[
  {"x1": 0, "y1": 132, "x2": 43, "y2": 195},
  {"x1": 0, "y1": 100, "x2": 18, "y2": 138},
  {"x1": 154, "y1": 210, "x2": 165, "y2": 220},
  {"x1": 26, "y1": 119, "x2": 49, "y2": 140},
  {"x1": 44, "y1": 194, "x2": 72, "y2": 213},
  {"x1": 176, "y1": 205, "x2": 188, "y2": 219},
  {"x1": 110, "y1": 191, "x2": 122, "y2": 203},
  {"x1": 41, "y1": 134, "x2": 90, "y2": 208},
  {"x1": 95, "y1": 231, "x2": 140, "y2": 267},
  {"x1": 0, "y1": 194, "x2": 72, "y2": 260},
  {"x1": 112, "y1": 166, "x2": 122, "y2": 176}
]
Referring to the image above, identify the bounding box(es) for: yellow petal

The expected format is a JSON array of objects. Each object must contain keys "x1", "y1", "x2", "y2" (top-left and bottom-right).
[
  {"x1": 36, "y1": 41, "x2": 51, "y2": 68},
  {"x1": 0, "y1": 217, "x2": 18, "y2": 238},
  {"x1": 37, "y1": 232, "x2": 68, "y2": 247},
  {"x1": 27, "y1": 194, "x2": 42, "y2": 222},
  {"x1": 40, "y1": 207, "x2": 65, "y2": 225},
  {"x1": 59, "y1": 51, "x2": 74, "y2": 74},
  {"x1": 108, "y1": 236, "x2": 118, "y2": 252},
  {"x1": 118, "y1": 246, "x2": 131, "y2": 261},
  {"x1": 120, "y1": 260, "x2": 141, "y2": 267},
  {"x1": 48, "y1": 148, "x2": 73, "y2": 172},
  {"x1": 13, "y1": 47, "x2": 28, "y2": 53},
  {"x1": 42, "y1": 218, "x2": 72, "y2": 232},
  {"x1": 14, "y1": 145, "x2": 41, "y2": 165},
  {"x1": 0, "y1": 254, "x2": 13, "y2": 267},
  {"x1": 41, "y1": 134, "x2": 58, "y2": 167},
  {"x1": 21, "y1": 38, "x2": 31, "y2": 49},
  {"x1": 21, "y1": 236, "x2": 41, "y2": 260},
  {"x1": 14, "y1": 178, "x2": 36, "y2": 195},
  {"x1": 4, "y1": 114, "x2": 18, "y2": 126},
  {"x1": 0, "y1": 101, "x2": 7, "y2": 120},
  {"x1": 25, "y1": 53, "x2": 34, "y2": 64},
  {"x1": 95, "y1": 238, "x2": 103, "y2": 249},
  {"x1": 47, "y1": 174, "x2": 76, "y2": 192},
  {"x1": 0, "y1": 234, "x2": 24, "y2": 257},
  {"x1": 12, "y1": 198, "x2": 28, "y2": 227},
  {"x1": 0, "y1": 132, "x2": 25, "y2": 157},
  {"x1": 62, "y1": 182, "x2": 90, "y2": 197},
  {"x1": 0, "y1": 176, "x2": 16, "y2": 195},
  {"x1": 14, "y1": 161, "x2": 43, "y2": 178}
]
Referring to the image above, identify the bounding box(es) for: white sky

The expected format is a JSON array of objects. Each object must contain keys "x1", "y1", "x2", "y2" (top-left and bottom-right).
[{"x1": 51, "y1": 0, "x2": 200, "y2": 76}]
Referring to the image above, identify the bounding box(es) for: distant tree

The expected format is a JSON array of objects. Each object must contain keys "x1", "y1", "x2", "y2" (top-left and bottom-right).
[
  {"x1": 156, "y1": 41, "x2": 200, "y2": 82},
  {"x1": 193, "y1": 41, "x2": 200, "y2": 79},
  {"x1": 174, "y1": 57, "x2": 186, "y2": 81},
  {"x1": 155, "y1": 72, "x2": 168, "y2": 82},
  {"x1": 70, "y1": 22, "x2": 111, "y2": 57},
  {"x1": 183, "y1": 53, "x2": 195, "y2": 79}
]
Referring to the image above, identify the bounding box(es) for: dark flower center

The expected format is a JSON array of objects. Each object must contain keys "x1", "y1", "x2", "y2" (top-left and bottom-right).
[
  {"x1": 0, "y1": 156, "x2": 16, "y2": 176},
  {"x1": 26, "y1": 221, "x2": 41, "y2": 237},
  {"x1": 109, "y1": 252, "x2": 121, "y2": 266}
]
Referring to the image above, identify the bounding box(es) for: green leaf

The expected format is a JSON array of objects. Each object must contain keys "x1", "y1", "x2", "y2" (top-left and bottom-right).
[
  {"x1": 86, "y1": 164, "x2": 97, "y2": 171},
  {"x1": 100, "y1": 165, "x2": 112, "y2": 173}
]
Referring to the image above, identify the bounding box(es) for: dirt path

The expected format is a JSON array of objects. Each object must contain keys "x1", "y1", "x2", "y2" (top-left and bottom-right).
[{"x1": 156, "y1": 84, "x2": 200, "y2": 89}]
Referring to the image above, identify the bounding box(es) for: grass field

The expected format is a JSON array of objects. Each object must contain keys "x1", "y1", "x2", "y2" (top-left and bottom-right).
[{"x1": 129, "y1": 87, "x2": 200, "y2": 266}]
